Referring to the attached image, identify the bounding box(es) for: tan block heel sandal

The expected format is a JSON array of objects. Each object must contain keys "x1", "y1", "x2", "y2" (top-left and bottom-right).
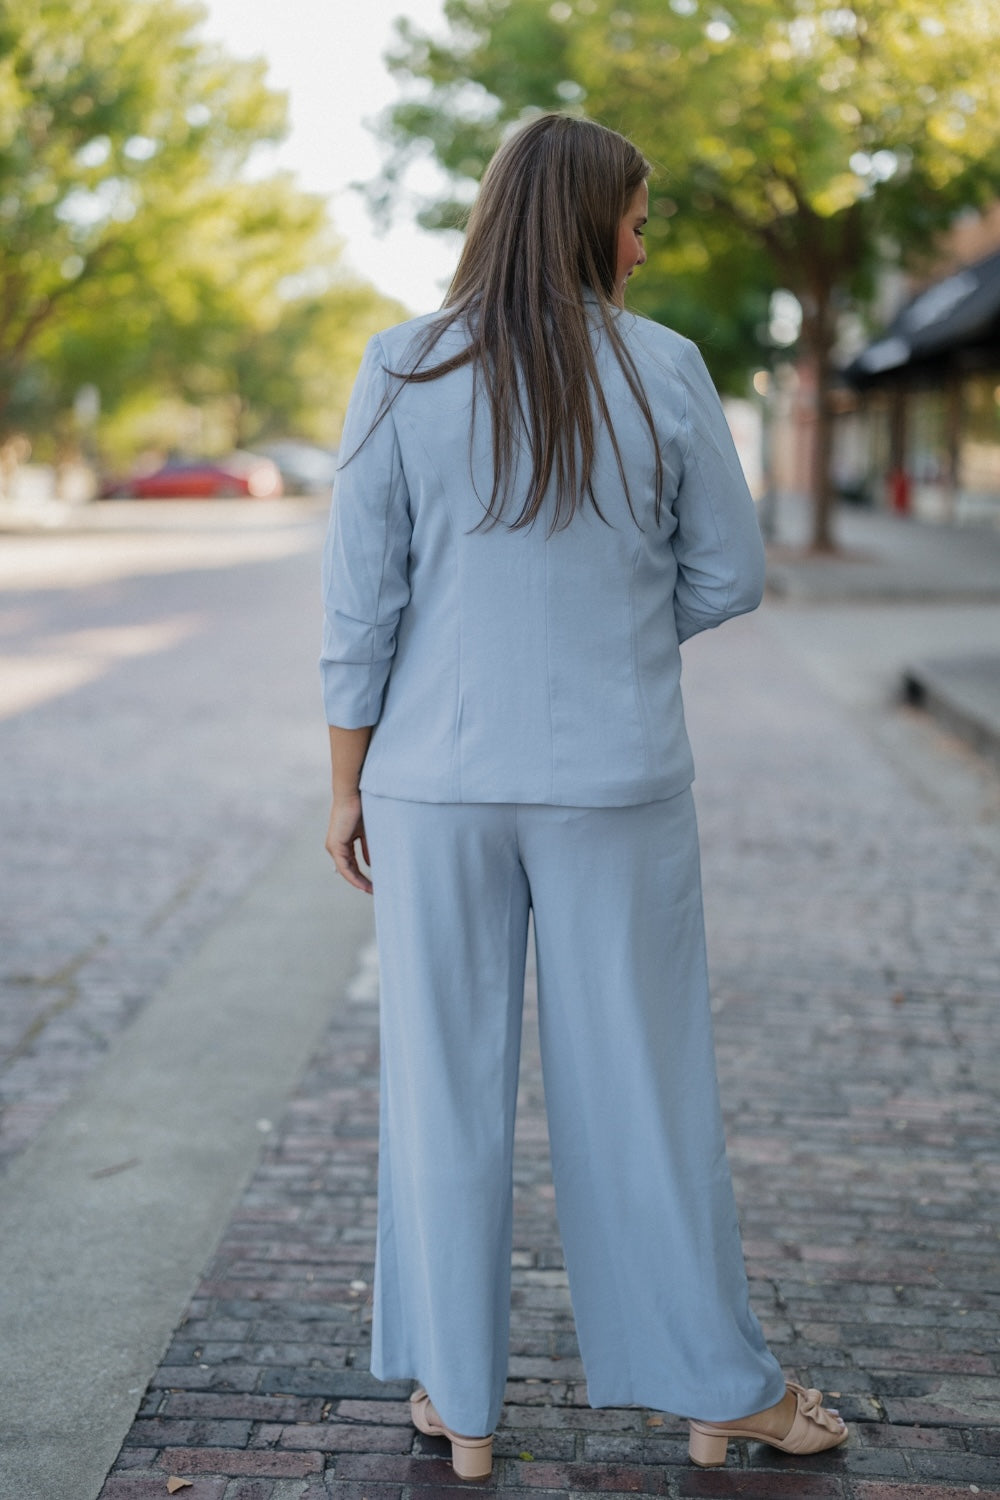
[
  {"x1": 688, "y1": 1381, "x2": 848, "y2": 1467},
  {"x1": 410, "y1": 1387, "x2": 494, "y2": 1481}
]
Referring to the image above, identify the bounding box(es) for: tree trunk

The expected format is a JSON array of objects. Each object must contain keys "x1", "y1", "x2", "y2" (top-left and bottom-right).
[{"x1": 944, "y1": 369, "x2": 961, "y2": 523}]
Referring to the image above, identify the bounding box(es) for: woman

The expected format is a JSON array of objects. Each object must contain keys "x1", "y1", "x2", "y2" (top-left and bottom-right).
[{"x1": 321, "y1": 114, "x2": 846, "y2": 1480}]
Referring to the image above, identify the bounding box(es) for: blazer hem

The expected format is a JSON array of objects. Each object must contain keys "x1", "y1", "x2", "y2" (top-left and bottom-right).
[{"x1": 358, "y1": 766, "x2": 695, "y2": 808}]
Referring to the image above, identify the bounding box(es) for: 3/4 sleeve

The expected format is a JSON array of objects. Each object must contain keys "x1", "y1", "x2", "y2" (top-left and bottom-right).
[
  {"x1": 671, "y1": 339, "x2": 766, "y2": 645},
  {"x1": 320, "y1": 334, "x2": 412, "y2": 727}
]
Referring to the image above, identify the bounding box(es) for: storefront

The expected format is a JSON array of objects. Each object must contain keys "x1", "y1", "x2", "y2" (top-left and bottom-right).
[{"x1": 845, "y1": 247, "x2": 1000, "y2": 523}]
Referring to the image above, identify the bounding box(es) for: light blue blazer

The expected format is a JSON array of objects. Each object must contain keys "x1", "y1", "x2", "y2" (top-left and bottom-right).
[{"x1": 320, "y1": 302, "x2": 765, "y2": 806}]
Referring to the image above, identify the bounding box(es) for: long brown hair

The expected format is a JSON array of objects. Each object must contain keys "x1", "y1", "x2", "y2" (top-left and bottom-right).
[{"x1": 386, "y1": 114, "x2": 663, "y2": 531}]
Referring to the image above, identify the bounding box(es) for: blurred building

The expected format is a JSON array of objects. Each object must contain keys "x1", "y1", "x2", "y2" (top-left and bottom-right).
[{"x1": 839, "y1": 206, "x2": 1000, "y2": 524}]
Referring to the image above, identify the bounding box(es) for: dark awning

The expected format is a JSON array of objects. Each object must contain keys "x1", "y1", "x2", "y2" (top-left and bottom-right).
[{"x1": 845, "y1": 246, "x2": 1000, "y2": 384}]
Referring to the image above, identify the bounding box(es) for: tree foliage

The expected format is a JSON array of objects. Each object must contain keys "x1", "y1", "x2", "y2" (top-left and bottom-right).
[
  {"x1": 377, "y1": 0, "x2": 1000, "y2": 545},
  {"x1": 0, "y1": 0, "x2": 402, "y2": 467}
]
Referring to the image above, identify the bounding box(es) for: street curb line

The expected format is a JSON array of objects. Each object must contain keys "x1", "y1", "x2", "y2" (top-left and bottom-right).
[{"x1": 903, "y1": 658, "x2": 1000, "y2": 768}]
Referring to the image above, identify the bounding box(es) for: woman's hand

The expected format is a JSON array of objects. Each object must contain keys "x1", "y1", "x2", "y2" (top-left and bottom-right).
[
  {"x1": 325, "y1": 726, "x2": 374, "y2": 893},
  {"x1": 325, "y1": 791, "x2": 373, "y2": 894}
]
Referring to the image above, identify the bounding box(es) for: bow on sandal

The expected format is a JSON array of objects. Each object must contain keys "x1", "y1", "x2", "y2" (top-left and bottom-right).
[
  {"x1": 688, "y1": 1381, "x2": 848, "y2": 1467},
  {"x1": 410, "y1": 1387, "x2": 494, "y2": 1481}
]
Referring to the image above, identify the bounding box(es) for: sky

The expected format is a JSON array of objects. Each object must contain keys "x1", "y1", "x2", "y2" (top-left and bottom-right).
[{"x1": 197, "y1": 0, "x2": 462, "y2": 314}]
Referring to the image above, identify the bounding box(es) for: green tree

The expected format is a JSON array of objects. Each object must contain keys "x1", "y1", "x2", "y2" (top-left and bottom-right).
[
  {"x1": 377, "y1": 0, "x2": 1000, "y2": 548},
  {"x1": 14, "y1": 165, "x2": 403, "y2": 463},
  {"x1": 223, "y1": 275, "x2": 408, "y2": 452},
  {"x1": 0, "y1": 0, "x2": 402, "y2": 469},
  {"x1": 0, "y1": 0, "x2": 276, "y2": 423}
]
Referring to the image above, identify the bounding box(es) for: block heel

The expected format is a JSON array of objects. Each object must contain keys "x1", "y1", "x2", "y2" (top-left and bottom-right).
[
  {"x1": 450, "y1": 1435, "x2": 494, "y2": 1480},
  {"x1": 688, "y1": 1426, "x2": 728, "y2": 1466}
]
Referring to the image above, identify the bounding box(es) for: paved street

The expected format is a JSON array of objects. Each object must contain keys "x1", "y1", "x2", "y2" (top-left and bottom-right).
[
  {"x1": 0, "y1": 501, "x2": 332, "y2": 1164},
  {"x1": 1, "y1": 502, "x2": 998, "y2": 1499}
]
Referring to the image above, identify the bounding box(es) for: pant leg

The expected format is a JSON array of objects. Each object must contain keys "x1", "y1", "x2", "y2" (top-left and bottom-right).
[
  {"x1": 361, "y1": 794, "x2": 531, "y2": 1437},
  {"x1": 517, "y1": 791, "x2": 786, "y2": 1421}
]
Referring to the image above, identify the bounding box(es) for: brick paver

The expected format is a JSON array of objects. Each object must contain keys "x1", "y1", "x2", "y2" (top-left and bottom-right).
[{"x1": 90, "y1": 591, "x2": 1000, "y2": 1498}]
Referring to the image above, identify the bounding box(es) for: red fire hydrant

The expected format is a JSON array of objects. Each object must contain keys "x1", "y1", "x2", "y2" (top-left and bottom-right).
[{"x1": 888, "y1": 468, "x2": 911, "y2": 515}]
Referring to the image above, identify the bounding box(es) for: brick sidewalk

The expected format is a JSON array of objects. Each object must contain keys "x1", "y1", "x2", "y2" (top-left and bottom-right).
[{"x1": 97, "y1": 611, "x2": 1000, "y2": 1500}]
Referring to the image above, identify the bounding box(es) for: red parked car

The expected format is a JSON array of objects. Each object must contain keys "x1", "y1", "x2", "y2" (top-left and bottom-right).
[{"x1": 100, "y1": 452, "x2": 283, "y2": 500}]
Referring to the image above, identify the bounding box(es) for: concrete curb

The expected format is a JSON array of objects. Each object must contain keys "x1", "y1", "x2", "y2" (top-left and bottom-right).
[
  {"x1": 0, "y1": 803, "x2": 373, "y2": 1500},
  {"x1": 764, "y1": 504, "x2": 1000, "y2": 605},
  {"x1": 767, "y1": 566, "x2": 1000, "y2": 604},
  {"x1": 903, "y1": 655, "x2": 1000, "y2": 767}
]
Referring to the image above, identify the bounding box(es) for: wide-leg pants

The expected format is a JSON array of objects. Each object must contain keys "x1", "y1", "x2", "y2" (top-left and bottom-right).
[{"x1": 362, "y1": 789, "x2": 785, "y2": 1438}]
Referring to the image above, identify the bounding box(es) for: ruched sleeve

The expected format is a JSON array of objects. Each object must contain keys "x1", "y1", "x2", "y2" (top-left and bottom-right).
[
  {"x1": 671, "y1": 340, "x2": 765, "y2": 645},
  {"x1": 320, "y1": 334, "x2": 413, "y2": 727}
]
